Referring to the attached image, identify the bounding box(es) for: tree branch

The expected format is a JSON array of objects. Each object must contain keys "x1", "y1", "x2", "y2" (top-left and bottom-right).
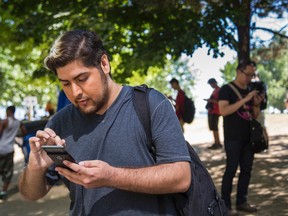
[{"x1": 254, "y1": 27, "x2": 288, "y2": 39}]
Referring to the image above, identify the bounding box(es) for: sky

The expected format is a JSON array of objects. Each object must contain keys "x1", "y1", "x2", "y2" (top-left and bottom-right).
[
  {"x1": 190, "y1": 12, "x2": 288, "y2": 113},
  {"x1": 189, "y1": 46, "x2": 237, "y2": 113}
]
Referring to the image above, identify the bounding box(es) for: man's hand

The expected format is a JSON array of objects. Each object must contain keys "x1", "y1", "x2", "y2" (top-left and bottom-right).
[
  {"x1": 28, "y1": 128, "x2": 65, "y2": 170},
  {"x1": 253, "y1": 93, "x2": 265, "y2": 107},
  {"x1": 243, "y1": 90, "x2": 259, "y2": 103},
  {"x1": 55, "y1": 160, "x2": 112, "y2": 189},
  {"x1": 55, "y1": 160, "x2": 191, "y2": 194}
]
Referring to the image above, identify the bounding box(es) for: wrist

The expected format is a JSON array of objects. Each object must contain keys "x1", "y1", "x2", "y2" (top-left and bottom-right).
[{"x1": 26, "y1": 160, "x2": 49, "y2": 172}]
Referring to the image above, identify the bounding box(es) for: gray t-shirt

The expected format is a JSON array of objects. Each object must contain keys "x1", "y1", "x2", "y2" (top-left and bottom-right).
[
  {"x1": 46, "y1": 85, "x2": 190, "y2": 216},
  {"x1": 0, "y1": 117, "x2": 21, "y2": 154}
]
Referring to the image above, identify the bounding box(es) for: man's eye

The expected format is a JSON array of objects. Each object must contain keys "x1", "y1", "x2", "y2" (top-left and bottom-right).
[
  {"x1": 62, "y1": 82, "x2": 70, "y2": 86},
  {"x1": 78, "y1": 77, "x2": 88, "y2": 82}
]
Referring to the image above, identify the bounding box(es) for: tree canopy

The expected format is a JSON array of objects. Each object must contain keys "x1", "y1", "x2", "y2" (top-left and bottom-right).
[
  {"x1": 221, "y1": 35, "x2": 288, "y2": 112},
  {"x1": 0, "y1": 0, "x2": 287, "y2": 108}
]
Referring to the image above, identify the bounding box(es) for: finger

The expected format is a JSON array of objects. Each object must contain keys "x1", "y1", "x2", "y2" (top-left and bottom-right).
[
  {"x1": 56, "y1": 163, "x2": 92, "y2": 185},
  {"x1": 29, "y1": 136, "x2": 41, "y2": 143},
  {"x1": 35, "y1": 130, "x2": 51, "y2": 140},
  {"x1": 29, "y1": 136, "x2": 43, "y2": 153},
  {"x1": 63, "y1": 160, "x2": 80, "y2": 171},
  {"x1": 41, "y1": 128, "x2": 65, "y2": 145},
  {"x1": 54, "y1": 135, "x2": 65, "y2": 146},
  {"x1": 56, "y1": 167, "x2": 84, "y2": 185},
  {"x1": 43, "y1": 128, "x2": 58, "y2": 138},
  {"x1": 78, "y1": 160, "x2": 102, "y2": 168},
  {"x1": 64, "y1": 160, "x2": 98, "y2": 177}
]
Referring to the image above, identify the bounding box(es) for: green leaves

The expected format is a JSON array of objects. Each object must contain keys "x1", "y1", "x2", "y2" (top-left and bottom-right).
[{"x1": 0, "y1": 0, "x2": 287, "y2": 108}]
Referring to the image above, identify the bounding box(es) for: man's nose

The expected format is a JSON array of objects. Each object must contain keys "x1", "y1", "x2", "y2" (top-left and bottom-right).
[{"x1": 71, "y1": 83, "x2": 82, "y2": 97}]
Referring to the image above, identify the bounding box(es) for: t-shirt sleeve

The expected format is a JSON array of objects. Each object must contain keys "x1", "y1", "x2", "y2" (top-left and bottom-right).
[
  {"x1": 149, "y1": 90, "x2": 191, "y2": 164},
  {"x1": 218, "y1": 84, "x2": 231, "y2": 102}
]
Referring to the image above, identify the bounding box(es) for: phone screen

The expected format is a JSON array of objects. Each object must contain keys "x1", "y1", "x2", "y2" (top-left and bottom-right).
[{"x1": 41, "y1": 145, "x2": 76, "y2": 170}]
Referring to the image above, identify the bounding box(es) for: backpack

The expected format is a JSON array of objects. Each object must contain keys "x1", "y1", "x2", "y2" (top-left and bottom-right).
[
  {"x1": 182, "y1": 94, "x2": 195, "y2": 124},
  {"x1": 132, "y1": 85, "x2": 228, "y2": 216}
]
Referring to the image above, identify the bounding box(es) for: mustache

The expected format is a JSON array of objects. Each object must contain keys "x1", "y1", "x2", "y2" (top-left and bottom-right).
[{"x1": 75, "y1": 94, "x2": 88, "y2": 102}]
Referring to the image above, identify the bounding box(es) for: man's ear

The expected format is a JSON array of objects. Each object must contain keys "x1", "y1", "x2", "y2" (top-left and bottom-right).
[{"x1": 100, "y1": 54, "x2": 110, "y2": 75}]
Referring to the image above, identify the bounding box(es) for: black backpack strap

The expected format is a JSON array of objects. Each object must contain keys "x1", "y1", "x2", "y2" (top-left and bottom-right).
[
  {"x1": 132, "y1": 85, "x2": 155, "y2": 157},
  {"x1": 132, "y1": 85, "x2": 165, "y2": 216}
]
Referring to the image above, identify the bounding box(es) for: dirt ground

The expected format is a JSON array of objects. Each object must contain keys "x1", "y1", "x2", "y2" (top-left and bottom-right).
[
  {"x1": 0, "y1": 114, "x2": 287, "y2": 216},
  {"x1": 187, "y1": 114, "x2": 288, "y2": 216}
]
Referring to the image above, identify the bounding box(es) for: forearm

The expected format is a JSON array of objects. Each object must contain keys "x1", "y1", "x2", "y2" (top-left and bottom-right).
[
  {"x1": 219, "y1": 99, "x2": 246, "y2": 116},
  {"x1": 107, "y1": 161, "x2": 191, "y2": 194},
  {"x1": 208, "y1": 98, "x2": 218, "y2": 104},
  {"x1": 252, "y1": 105, "x2": 261, "y2": 119},
  {"x1": 18, "y1": 165, "x2": 51, "y2": 200}
]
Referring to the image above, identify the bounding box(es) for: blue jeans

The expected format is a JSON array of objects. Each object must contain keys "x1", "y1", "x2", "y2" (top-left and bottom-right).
[{"x1": 221, "y1": 139, "x2": 254, "y2": 209}]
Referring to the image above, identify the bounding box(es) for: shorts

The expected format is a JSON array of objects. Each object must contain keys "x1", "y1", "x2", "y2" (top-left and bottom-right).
[
  {"x1": 0, "y1": 152, "x2": 14, "y2": 183},
  {"x1": 208, "y1": 114, "x2": 220, "y2": 131}
]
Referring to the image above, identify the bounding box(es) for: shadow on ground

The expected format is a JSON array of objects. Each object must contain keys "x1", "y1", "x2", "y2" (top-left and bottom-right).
[
  {"x1": 0, "y1": 150, "x2": 70, "y2": 216},
  {"x1": 197, "y1": 134, "x2": 288, "y2": 216},
  {"x1": 1, "y1": 132, "x2": 287, "y2": 216}
]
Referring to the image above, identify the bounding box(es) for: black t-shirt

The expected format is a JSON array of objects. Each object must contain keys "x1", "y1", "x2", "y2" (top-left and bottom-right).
[{"x1": 218, "y1": 83, "x2": 252, "y2": 142}]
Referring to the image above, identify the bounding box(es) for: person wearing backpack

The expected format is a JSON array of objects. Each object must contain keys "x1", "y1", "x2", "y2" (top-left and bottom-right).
[
  {"x1": 218, "y1": 60, "x2": 264, "y2": 215},
  {"x1": 18, "y1": 29, "x2": 191, "y2": 215},
  {"x1": 169, "y1": 78, "x2": 186, "y2": 131}
]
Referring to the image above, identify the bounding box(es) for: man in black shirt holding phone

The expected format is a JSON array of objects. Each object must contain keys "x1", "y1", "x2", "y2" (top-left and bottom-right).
[{"x1": 218, "y1": 60, "x2": 264, "y2": 216}]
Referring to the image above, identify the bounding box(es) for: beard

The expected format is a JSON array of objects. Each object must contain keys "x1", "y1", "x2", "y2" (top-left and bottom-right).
[{"x1": 76, "y1": 70, "x2": 110, "y2": 115}]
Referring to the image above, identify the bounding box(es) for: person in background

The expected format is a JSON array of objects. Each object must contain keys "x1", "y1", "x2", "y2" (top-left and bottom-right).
[
  {"x1": 45, "y1": 101, "x2": 55, "y2": 117},
  {"x1": 205, "y1": 78, "x2": 222, "y2": 150},
  {"x1": 18, "y1": 29, "x2": 191, "y2": 215},
  {"x1": 0, "y1": 106, "x2": 26, "y2": 199},
  {"x1": 218, "y1": 60, "x2": 264, "y2": 215},
  {"x1": 169, "y1": 78, "x2": 186, "y2": 131}
]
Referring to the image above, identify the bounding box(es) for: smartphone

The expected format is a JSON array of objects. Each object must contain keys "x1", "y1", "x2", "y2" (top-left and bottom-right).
[{"x1": 41, "y1": 145, "x2": 76, "y2": 170}]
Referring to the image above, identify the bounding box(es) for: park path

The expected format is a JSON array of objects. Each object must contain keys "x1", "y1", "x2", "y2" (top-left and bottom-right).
[{"x1": 0, "y1": 114, "x2": 287, "y2": 216}]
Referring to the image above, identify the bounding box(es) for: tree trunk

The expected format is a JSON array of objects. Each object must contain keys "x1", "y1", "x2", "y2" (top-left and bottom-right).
[{"x1": 236, "y1": 0, "x2": 252, "y2": 62}]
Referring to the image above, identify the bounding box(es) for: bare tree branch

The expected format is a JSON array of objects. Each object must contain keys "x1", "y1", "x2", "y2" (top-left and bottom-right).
[{"x1": 254, "y1": 26, "x2": 288, "y2": 39}]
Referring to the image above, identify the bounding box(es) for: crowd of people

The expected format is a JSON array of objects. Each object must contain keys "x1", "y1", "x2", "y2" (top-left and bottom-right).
[{"x1": 0, "y1": 29, "x2": 270, "y2": 216}]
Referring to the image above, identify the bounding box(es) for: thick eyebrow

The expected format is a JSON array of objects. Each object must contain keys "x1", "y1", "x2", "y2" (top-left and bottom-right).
[{"x1": 58, "y1": 72, "x2": 89, "y2": 82}]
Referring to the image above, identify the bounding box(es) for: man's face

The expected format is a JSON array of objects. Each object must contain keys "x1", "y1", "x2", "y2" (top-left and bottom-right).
[
  {"x1": 57, "y1": 60, "x2": 109, "y2": 115},
  {"x1": 209, "y1": 82, "x2": 217, "y2": 89},
  {"x1": 238, "y1": 65, "x2": 256, "y2": 85},
  {"x1": 170, "y1": 82, "x2": 178, "y2": 90}
]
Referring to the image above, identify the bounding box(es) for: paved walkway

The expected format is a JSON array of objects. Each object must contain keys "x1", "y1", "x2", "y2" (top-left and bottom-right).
[{"x1": 1, "y1": 114, "x2": 287, "y2": 215}]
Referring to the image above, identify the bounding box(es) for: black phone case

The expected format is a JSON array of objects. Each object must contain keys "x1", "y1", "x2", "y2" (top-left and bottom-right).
[{"x1": 42, "y1": 146, "x2": 76, "y2": 169}]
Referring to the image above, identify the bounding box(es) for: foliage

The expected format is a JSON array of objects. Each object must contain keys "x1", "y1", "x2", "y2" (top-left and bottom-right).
[
  {"x1": 220, "y1": 60, "x2": 238, "y2": 82},
  {"x1": 0, "y1": 0, "x2": 287, "y2": 107},
  {"x1": 126, "y1": 55, "x2": 199, "y2": 98},
  {"x1": 221, "y1": 36, "x2": 288, "y2": 111},
  {"x1": 256, "y1": 50, "x2": 288, "y2": 112}
]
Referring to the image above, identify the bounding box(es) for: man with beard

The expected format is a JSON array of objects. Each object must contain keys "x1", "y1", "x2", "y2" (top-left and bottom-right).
[{"x1": 19, "y1": 30, "x2": 191, "y2": 215}]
